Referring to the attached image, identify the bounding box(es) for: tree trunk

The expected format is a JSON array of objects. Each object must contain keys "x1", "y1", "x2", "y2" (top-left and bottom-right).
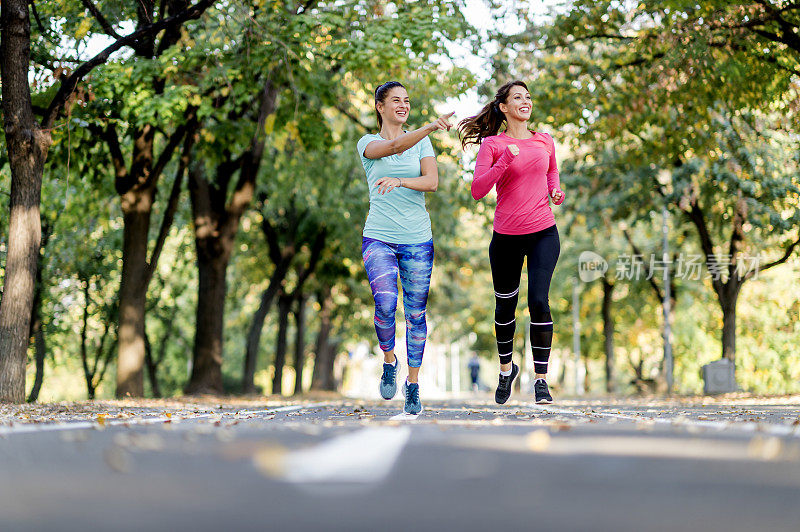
[
  {"x1": 583, "y1": 352, "x2": 591, "y2": 394},
  {"x1": 185, "y1": 252, "x2": 228, "y2": 395},
  {"x1": 186, "y1": 80, "x2": 276, "y2": 396},
  {"x1": 26, "y1": 221, "x2": 49, "y2": 403},
  {"x1": 721, "y1": 297, "x2": 737, "y2": 363},
  {"x1": 0, "y1": 0, "x2": 52, "y2": 403},
  {"x1": 79, "y1": 281, "x2": 96, "y2": 400},
  {"x1": 293, "y1": 294, "x2": 307, "y2": 396},
  {"x1": 27, "y1": 296, "x2": 46, "y2": 403},
  {"x1": 184, "y1": 162, "x2": 239, "y2": 396},
  {"x1": 115, "y1": 188, "x2": 154, "y2": 397},
  {"x1": 310, "y1": 287, "x2": 335, "y2": 391},
  {"x1": 143, "y1": 330, "x2": 162, "y2": 398},
  {"x1": 242, "y1": 255, "x2": 293, "y2": 393},
  {"x1": 683, "y1": 197, "x2": 750, "y2": 371},
  {"x1": 109, "y1": 1, "x2": 202, "y2": 398},
  {"x1": 272, "y1": 294, "x2": 291, "y2": 395},
  {"x1": 110, "y1": 5, "x2": 198, "y2": 399},
  {"x1": 26, "y1": 257, "x2": 46, "y2": 403},
  {"x1": 601, "y1": 278, "x2": 615, "y2": 394}
]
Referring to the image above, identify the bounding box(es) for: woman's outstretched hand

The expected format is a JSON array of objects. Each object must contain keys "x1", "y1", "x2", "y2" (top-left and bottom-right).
[
  {"x1": 375, "y1": 176, "x2": 403, "y2": 195},
  {"x1": 429, "y1": 111, "x2": 455, "y2": 132},
  {"x1": 550, "y1": 188, "x2": 565, "y2": 205}
]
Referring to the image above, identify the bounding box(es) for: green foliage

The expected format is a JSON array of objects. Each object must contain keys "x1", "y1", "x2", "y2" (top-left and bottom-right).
[{"x1": 4, "y1": 0, "x2": 798, "y2": 399}]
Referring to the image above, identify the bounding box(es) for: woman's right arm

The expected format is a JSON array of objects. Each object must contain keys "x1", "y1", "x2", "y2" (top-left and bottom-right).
[
  {"x1": 363, "y1": 112, "x2": 454, "y2": 159},
  {"x1": 471, "y1": 141, "x2": 516, "y2": 200}
]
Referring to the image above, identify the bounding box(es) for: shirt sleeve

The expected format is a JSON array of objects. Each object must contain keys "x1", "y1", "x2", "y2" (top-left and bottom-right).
[
  {"x1": 357, "y1": 135, "x2": 376, "y2": 169},
  {"x1": 471, "y1": 139, "x2": 514, "y2": 200},
  {"x1": 418, "y1": 136, "x2": 435, "y2": 159},
  {"x1": 544, "y1": 133, "x2": 560, "y2": 193}
]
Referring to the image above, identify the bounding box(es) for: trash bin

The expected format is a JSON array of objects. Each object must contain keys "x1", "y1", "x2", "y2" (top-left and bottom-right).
[{"x1": 701, "y1": 358, "x2": 736, "y2": 394}]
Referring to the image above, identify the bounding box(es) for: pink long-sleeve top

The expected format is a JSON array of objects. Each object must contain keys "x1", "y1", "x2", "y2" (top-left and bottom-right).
[{"x1": 471, "y1": 131, "x2": 560, "y2": 235}]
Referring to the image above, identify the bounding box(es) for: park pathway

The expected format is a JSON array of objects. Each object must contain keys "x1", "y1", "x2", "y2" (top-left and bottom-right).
[{"x1": 2, "y1": 396, "x2": 799, "y2": 531}]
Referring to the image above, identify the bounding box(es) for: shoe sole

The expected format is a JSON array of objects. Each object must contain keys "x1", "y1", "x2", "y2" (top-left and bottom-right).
[
  {"x1": 391, "y1": 409, "x2": 422, "y2": 420},
  {"x1": 536, "y1": 398, "x2": 553, "y2": 404}
]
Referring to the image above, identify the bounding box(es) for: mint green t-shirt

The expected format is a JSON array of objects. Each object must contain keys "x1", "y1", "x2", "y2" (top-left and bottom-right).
[{"x1": 357, "y1": 133, "x2": 436, "y2": 244}]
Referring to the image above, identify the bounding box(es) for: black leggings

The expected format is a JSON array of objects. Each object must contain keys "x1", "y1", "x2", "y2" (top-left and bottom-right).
[{"x1": 489, "y1": 225, "x2": 560, "y2": 374}]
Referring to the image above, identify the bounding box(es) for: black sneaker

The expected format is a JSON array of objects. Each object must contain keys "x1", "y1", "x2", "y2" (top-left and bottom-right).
[
  {"x1": 534, "y1": 378, "x2": 553, "y2": 404},
  {"x1": 495, "y1": 362, "x2": 519, "y2": 405}
]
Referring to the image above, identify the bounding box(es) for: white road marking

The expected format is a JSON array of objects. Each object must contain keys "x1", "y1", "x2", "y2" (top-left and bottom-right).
[
  {"x1": 233, "y1": 403, "x2": 329, "y2": 416},
  {"x1": 281, "y1": 426, "x2": 411, "y2": 483},
  {"x1": 0, "y1": 403, "x2": 329, "y2": 437}
]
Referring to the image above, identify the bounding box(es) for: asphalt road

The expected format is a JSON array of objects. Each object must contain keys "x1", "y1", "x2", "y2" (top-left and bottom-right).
[{"x1": 2, "y1": 395, "x2": 800, "y2": 531}]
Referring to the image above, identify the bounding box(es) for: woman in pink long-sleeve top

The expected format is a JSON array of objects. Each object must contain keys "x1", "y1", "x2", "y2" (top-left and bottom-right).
[{"x1": 459, "y1": 80, "x2": 565, "y2": 406}]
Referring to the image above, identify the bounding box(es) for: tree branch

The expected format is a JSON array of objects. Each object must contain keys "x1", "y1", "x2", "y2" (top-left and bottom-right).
[
  {"x1": 538, "y1": 32, "x2": 636, "y2": 51},
  {"x1": 80, "y1": 0, "x2": 123, "y2": 39},
  {"x1": 751, "y1": 27, "x2": 800, "y2": 53},
  {"x1": 79, "y1": 281, "x2": 92, "y2": 385},
  {"x1": 94, "y1": 333, "x2": 118, "y2": 391},
  {"x1": 614, "y1": 51, "x2": 666, "y2": 69},
  {"x1": 262, "y1": 218, "x2": 284, "y2": 265},
  {"x1": 622, "y1": 228, "x2": 664, "y2": 301},
  {"x1": 296, "y1": 228, "x2": 327, "y2": 289},
  {"x1": 707, "y1": 39, "x2": 800, "y2": 77},
  {"x1": 42, "y1": 0, "x2": 215, "y2": 128},
  {"x1": 91, "y1": 316, "x2": 112, "y2": 379},
  {"x1": 749, "y1": 233, "x2": 800, "y2": 278},
  {"x1": 156, "y1": 0, "x2": 192, "y2": 56},
  {"x1": 144, "y1": 116, "x2": 198, "y2": 285},
  {"x1": 334, "y1": 102, "x2": 369, "y2": 131},
  {"x1": 144, "y1": 109, "x2": 196, "y2": 191},
  {"x1": 222, "y1": 78, "x2": 279, "y2": 237},
  {"x1": 682, "y1": 200, "x2": 725, "y2": 298},
  {"x1": 30, "y1": 0, "x2": 49, "y2": 36},
  {"x1": 727, "y1": 194, "x2": 747, "y2": 281},
  {"x1": 88, "y1": 120, "x2": 132, "y2": 192}
]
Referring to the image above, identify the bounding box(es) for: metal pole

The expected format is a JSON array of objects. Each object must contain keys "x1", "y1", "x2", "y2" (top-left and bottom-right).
[
  {"x1": 572, "y1": 278, "x2": 581, "y2": 395},
  {"x1": 662, "y1": 205, "x2": 673, "y2": 394}
]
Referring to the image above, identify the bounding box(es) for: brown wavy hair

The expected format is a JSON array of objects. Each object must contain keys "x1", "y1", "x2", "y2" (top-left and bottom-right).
[{"x1": 458, "y1": 80, "x2": 528, "y2": 147}]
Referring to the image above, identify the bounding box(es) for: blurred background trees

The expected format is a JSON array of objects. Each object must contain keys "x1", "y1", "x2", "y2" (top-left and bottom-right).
[{"x1": 1, "y1": 0, "x2": 797, "y2": 401}]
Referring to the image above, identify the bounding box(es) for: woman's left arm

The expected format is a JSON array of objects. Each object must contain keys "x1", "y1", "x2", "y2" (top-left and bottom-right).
[
  {"x1": 374, "y1": 156, "x2": 438, "y2": 194},
  {"x1": 546, "y1": 134, "x2": 564, "y2": 205}
]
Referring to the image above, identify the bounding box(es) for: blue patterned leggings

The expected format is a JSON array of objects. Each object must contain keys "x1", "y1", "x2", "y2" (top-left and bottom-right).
[{"x1": 361, "y1": 237, "x2": 434, "y2": 368}]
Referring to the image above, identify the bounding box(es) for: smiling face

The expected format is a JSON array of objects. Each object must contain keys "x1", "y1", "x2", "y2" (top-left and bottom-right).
[
  {"x1": 376, "y1": 86, "x2": 410, "y2": 126},
  {"x1": 498, "y1": 85, "x2": 532, "y2": 122}
]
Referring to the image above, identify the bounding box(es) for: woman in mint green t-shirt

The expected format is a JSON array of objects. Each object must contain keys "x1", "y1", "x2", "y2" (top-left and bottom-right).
[{"x1": 356, "y1": 80, "x2": 453, "y2": 416}]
